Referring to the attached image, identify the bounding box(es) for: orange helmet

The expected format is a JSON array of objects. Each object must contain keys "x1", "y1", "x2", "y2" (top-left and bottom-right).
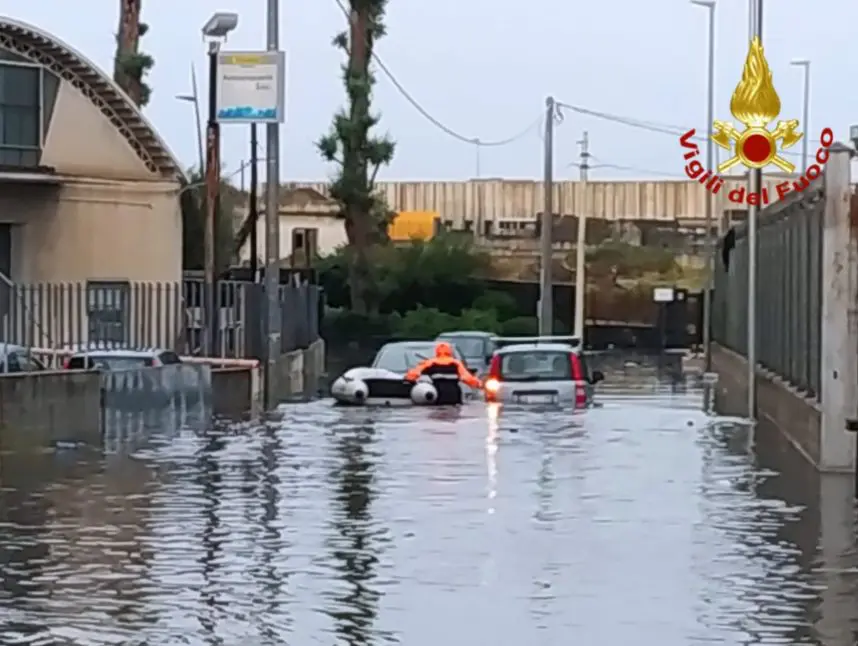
[{"x1": 435, "y1": 341, "x2": 454, "y2": 357}]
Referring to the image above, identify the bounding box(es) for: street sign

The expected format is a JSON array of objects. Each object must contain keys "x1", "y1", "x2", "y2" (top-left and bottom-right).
[{"x1": 216, "y1": 50, "x2": 287, "y2": 123}]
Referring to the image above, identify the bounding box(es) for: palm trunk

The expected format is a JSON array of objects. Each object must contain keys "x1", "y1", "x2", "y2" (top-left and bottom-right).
[{"x1": 114, "y1": 0, "x2": 142, "y2": 104}]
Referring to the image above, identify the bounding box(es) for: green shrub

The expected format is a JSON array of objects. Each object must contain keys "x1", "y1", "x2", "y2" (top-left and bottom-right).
[
  {"x1": 501, "y1": 316, "x2": 538, "y2": 336},
  {"x1": 472, "y1": 290, "x2": 518, "y2": 319}
]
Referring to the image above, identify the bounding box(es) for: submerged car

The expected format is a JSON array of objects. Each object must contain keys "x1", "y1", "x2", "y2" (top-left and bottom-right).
[
  {"x1": 483, "y1": 336, "x2": 603, "y2": 407},
  {"x1": 330, "y1": 340, "x2": 474, "y2": 406},
  {"x1": 435, "y1": 331, "x2": 496, "y2": 376}
]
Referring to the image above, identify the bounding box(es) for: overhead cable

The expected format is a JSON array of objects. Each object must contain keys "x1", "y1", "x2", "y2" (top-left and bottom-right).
[
  {"x1": 332, "y1": 0, "x2": 541, "y2": 147},
  {"x1": 555, "y1": 101, "x2": 811, "y2": 159}
]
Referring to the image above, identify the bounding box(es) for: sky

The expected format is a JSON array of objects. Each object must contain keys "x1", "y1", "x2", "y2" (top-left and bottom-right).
[{"x1": 0, "y1": 0, "x2": 854, "y2": 183}]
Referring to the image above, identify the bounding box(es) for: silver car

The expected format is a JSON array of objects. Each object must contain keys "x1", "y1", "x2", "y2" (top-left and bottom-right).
[{"x1": 483, "y1": 338, "x2": 604, "y2": 406}]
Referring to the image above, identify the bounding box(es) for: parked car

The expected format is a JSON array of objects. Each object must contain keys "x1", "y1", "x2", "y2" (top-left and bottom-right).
[
  {"x1": 483, "y1": 336, "x2": 604, "y2": 407},
  {"x1": 0, "y1": 343, "x2": 46, "y2": 373},
  {"x1": 63, "y1": 348, "x2": 183, "y2": 371}
]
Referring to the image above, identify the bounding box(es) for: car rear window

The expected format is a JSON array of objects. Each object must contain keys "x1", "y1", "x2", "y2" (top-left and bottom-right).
[
  {"x1": 500, "y1": 351, "x2": 572, "y2": 380},
  {"x1": 92, "y1": 356, "x2": 151, "y2": 370}
]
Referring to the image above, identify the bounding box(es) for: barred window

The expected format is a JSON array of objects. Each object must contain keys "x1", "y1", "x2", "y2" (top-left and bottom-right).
[{"x1": 0, "y1": 63, "x2": 40, "y2": 167}]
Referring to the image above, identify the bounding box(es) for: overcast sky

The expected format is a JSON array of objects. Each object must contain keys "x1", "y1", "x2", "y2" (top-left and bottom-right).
[{"x1": 1, "y1": 0, "x2": 854, "y2": 182}]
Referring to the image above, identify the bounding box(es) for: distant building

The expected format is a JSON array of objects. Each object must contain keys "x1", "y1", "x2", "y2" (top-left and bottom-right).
[
  {"x1": 291, "y1": 176, "x2": 802, "y2": 234},
  {"x1": 0, "y1": 17, "x2": 184, "y2": 285}
]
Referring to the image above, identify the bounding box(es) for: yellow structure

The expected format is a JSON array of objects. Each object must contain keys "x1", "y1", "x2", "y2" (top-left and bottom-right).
[
  {"x1": 0, "y1": 17, "x2": 184, "y2": 285},
  {"x1": 387, "y1": 211, "x2": 439, "y2": 241}
]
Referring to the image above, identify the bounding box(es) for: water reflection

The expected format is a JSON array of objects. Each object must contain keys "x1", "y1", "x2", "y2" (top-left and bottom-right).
[{"x1": 0, "y1": 361, "x2": 854, "y2": 644}]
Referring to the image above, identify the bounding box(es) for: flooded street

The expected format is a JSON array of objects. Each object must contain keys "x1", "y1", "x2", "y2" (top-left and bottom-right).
[{"x1": 1, "y1": 360, "x2": 857, "y2": 644}]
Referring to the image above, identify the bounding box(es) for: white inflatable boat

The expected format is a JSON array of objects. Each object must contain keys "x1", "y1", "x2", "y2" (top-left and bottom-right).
[{"x1": 331, "y1": 367, "x2": 439, "y2": 406}]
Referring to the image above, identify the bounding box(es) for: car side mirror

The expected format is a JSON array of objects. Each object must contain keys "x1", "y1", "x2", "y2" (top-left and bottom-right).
[{"x1": 591, "y1": 370, "x2": 604, "y2": 383}]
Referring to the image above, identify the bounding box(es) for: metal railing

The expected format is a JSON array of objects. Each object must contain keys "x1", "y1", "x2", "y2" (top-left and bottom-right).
[
  {"x1": 712, "y1": 183, "x2": 823, "y2": 398},
  {"x1": 0, "y1": 279, "x2": 320, "y2": 359}
]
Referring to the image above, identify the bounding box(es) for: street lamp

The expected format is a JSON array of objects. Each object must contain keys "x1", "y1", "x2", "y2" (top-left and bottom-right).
[
  {"x1": 790, "y1": 59, "x2": 810, "y2": 171},
  {"x1": 691, "y1": 0, "x2": 716, "y2": 375},
  {"x1": 176, "y1": 64, "x2": 205, "y2": 173},
  {"x1": 201, "y1": 11, "x2": 238, "y2": 357}
]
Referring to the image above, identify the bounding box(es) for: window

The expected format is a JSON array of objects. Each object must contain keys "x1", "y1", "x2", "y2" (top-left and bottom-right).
[
  {"x1": 16, "y1": 352, "x2": 44, "y2": 372},
  {"x1": 0, "y1": 63, "x2": 40, "y2": 167},
  {"x1": 87, "y1": 281, "x2": 130, "y2": 344},
  {"x1": 66, "y1": 356, "x2": 89, "y2": 370},
  {"x1": 158, "y1": 351, "x2": 182, "y2": 365},
  {"x1": 499, "y1": 351, "x2": 572, "y2": 381}
]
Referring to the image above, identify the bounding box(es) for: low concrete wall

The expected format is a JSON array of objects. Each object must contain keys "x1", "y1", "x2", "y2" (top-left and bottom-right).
[
  {"x1": 712, "y1": 344, "x2": 821, "y2": 465},
  {"x1": 212, "y1": 366, "x2": 262, "y2": 418},
  {"x1": 0, "y1": 370, "x2": 102, "y2": 450},
  {"x1": 269, "y1": 338, "x2": 326, "y2": 404}
]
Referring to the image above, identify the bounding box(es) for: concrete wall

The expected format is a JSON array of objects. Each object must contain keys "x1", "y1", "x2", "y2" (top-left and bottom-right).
[
  {"x1": 268, "y1": 338, "x2": 326, "y2": 404},
  {"x1": 712, "y1": 344, "x2": 822, "y2": 466},
  {"x1": 3, "y1": 179, "x2": 182, "y2": 284},
  {"x1": 212, "y1": 366, "x2": 262, "y2": 418},
  {"x1": 0, "y1": 370, "x2": 101, "y2": 450}
]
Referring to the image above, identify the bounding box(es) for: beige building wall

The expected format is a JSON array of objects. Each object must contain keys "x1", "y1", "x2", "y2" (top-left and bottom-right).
[{"x1": 238, "y1": 212, "x2": 346, "y2": 262}]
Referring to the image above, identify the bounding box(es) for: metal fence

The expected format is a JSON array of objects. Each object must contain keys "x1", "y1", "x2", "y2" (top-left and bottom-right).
[
  {"x1": 712, "y1": 182, "x2": 823, "y2": 398},
  {"x1": 0, "y1": 279, "x2": 320, "y2": 359}
]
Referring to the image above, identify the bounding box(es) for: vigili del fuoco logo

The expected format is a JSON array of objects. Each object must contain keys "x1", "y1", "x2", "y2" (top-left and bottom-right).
[{"x1": 679, "y1": 37, "x2": 833, "y2": 206}]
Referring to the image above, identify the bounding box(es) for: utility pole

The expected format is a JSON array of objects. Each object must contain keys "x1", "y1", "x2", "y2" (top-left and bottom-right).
[
  {"x1": 249, "y1": 124, "x2": 259, "y2": 279},
  {"x1": 264, "y1": 0, "x2": 282, "y2": 404},
  {"x1": 204, "y1": 39, "x2": 220, "y2": 357},
  {"x1": 539, "y1": 96, "x2": 555, "y2": 335},
  {"x1": 573, "y1": 131, "x2": 589, "y2": 340},
  {"x1": 746, "y1": 0, "x2": 762, "y2": 419}
]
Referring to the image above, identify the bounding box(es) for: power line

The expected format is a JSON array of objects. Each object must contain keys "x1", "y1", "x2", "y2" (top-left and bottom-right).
[
  {"x1": 555, "y1": 101, "x2": 809, "y2": 159},
  {"x1": 332, "y1": 0, "x2": 540, "y2": 147}
]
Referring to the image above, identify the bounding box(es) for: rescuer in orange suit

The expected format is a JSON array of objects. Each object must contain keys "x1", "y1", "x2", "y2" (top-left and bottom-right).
[{"x1": 405, "y1": 341, "x2": 482, "y2": 405}]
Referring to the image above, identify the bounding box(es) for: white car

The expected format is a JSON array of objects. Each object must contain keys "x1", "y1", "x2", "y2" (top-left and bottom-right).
[{"x1": 483, "y1": 336, "x2": 603, "y2": 407}]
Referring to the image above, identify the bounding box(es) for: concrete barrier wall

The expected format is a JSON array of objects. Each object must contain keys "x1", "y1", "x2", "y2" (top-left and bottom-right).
[
  {"x1": 269, "y1": 338, "x2": 326, "y2": 405},
  {"x1": 0, "y1": 370, "x2": 102, "y2": 450},
  {"x1": 712, "y1": 344, "x2": 822, "y2": 465},
  {"x1": 212, "y1": 366, "x2": 261, "y2": 418}
]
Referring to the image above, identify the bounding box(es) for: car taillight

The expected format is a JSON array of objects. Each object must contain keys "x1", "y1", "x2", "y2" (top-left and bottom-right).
[
  {"x1": 63, "y1": 358, "x2": 71, "y2": 369},
  {"x1": 485, "y1": 354, "x2": 502, "y2": 400},
  {"x1": 488, "y1": 354, "x2": 501, "y2": 379},
  {"x1": 570, "y1": 354, "x2": 586, "y2": 409}
]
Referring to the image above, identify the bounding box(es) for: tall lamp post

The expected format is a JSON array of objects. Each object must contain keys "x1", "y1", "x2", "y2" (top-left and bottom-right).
[
  {"x1": 691, "y1": 0, "x2": 716, "y2": 374},
  {"x1": 790, "y1": 59, "x2": 810, "y2": 171},
  {"x1": 175, "y1": 64, "x2": 205, "y2": 172},
  {"x1": 201, "y1": 12, "x2": 238, "y2": 357}
]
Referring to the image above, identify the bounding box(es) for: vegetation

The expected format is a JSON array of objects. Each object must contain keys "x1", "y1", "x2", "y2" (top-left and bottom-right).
[
  {"x1": 180, "y1": 168, "x2": 242, "y2": 272},
  {"x1": 317, "y1": 0, "x2": 396, "y2": 314},
  {"x1": 318, "y1": 235, "x2": 491, "y2": 315},
  {"x1": 113, "y1": 0, "x2": 153, "y2": 106}
]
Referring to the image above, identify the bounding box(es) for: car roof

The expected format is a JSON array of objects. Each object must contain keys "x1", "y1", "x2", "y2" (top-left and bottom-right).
[
  {"x1": 496, "y1": 342, "x2": 579, "y2": 354},
  {"x1": 437, "y1": 331, "x2": 493, "y2": 339},
  {"x1": 0, "y1": 343, "x2": 29, "y2": 352},
  {"x1": 378, "y1": 341, "x2": 463, "y2": 357},
  {"x1": 70, "y1": 347, "x2": 167, "y2": 358}
]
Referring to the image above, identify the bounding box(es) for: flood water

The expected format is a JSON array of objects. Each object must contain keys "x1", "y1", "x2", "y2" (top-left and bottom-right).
[{"x1": 1, "y1": 359, "x2": 857, "y2": 645}]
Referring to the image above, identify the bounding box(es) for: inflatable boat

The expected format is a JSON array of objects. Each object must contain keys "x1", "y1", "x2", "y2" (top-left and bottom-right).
[{"x1": 331, "y1": 368, "x2": 440, "y2": 406}]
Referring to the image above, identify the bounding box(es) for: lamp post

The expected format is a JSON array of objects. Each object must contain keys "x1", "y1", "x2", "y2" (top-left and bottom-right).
[
  {"x1": 175, "y1": 64, "x2": 205, "y2": 172},
  {"x1": 790, "y1": 59, "x2": 810, "y2": 171},
  {"x1": 201, "y1": 11, "x2": 238, "y2": 357},
  {"x1": 691, "y1": 0, "x2": 715, "y2": 375}
]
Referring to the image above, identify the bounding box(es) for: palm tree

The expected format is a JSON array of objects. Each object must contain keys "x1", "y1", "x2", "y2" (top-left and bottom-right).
[{"x1": 181, "y1": 167, "x2": 241, "y2": 272}]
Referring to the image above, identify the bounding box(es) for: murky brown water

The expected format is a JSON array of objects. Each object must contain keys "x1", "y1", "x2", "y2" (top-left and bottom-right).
[{"x1": 0, "y1": 361, "x2": 856, "y2": 645}]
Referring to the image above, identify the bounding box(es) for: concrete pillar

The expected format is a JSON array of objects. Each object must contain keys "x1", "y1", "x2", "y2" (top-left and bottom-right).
[
  {"x1": 816, "y1": 475, "x2": 858, "y2": 644},
  {"x1": 819, "y1": 143, "x2": 857, "y2": 471}
]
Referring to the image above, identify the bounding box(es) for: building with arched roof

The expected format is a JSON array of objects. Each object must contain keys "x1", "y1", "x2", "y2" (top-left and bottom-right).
[{"x1": 0, "y1": 17, "x2": 184, "y2": 285}]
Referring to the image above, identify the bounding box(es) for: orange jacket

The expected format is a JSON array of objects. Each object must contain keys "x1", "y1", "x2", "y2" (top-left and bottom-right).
[{"x1": 405, "y1": 342, "x2": 482, "y2": 388}]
